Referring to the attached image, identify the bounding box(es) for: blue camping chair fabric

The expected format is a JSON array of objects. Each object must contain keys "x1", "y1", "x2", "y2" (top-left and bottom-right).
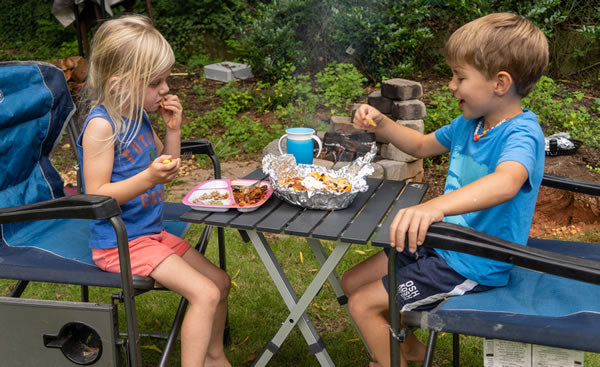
[
  {"x1": 0, "y1": 61, "x2": 222, "y2": 366},
  {"x1": 387, "y1": 175, "x2": 600, "y2": 366}
]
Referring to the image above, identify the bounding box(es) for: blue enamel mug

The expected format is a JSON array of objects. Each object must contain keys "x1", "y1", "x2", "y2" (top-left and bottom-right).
[{"x1": 278, "y1": 127, "x2": 323, "y2": 165}]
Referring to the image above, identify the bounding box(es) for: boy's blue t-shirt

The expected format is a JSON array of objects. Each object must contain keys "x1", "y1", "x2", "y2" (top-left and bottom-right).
[
  {"x1": 76, "y1": 105, "x2": 165, "y2": 249},
  {"x1": 434, "y1": 109, "x2": 545, "y2": 286}
]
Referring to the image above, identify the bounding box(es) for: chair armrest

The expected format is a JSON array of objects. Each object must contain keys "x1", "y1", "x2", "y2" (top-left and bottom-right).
[
  {"x1": 422, "y1": 221, "x2": 600, "y2": 285},
  {"x1": 181, "y1": 138, "x2": 221, "y2": 179},
  {"x1": 542, "y1": 173, "x2": 600, "y2": 196},
  {"x1": 0, "y1": 194, "x2": 121, "y2": 223},
  {"x1": 181, "y1": 138, "x2": 215, "y2": 156}
]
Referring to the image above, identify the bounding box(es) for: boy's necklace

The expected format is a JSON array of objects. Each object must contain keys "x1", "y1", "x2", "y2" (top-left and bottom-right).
[{"x1": 473, "y1": 118, "x2": 508, "y2": 142}]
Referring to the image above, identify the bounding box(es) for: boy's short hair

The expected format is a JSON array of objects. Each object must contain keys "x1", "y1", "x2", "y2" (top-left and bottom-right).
[{"x1": 444, "y1": 13, "x2": 549, "y2": 97}]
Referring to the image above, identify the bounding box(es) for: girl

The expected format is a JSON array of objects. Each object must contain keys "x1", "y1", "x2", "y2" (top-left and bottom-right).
[{"x1": 77, "y1": 15, "x2": 231, "y2": 367}]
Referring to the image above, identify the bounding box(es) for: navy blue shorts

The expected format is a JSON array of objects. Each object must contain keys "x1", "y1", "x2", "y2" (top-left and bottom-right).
[{"x1": 382, "y1": 246, "x2": 493, "y2": 311}]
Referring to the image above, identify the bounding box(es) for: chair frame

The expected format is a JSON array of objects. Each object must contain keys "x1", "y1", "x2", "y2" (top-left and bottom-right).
[{"x1": 388, "y1": 174, "x2": 600, "y2": 366}]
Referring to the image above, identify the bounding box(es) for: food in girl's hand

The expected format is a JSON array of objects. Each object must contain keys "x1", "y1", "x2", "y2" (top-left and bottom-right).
[
  {"x1": 278, "y1": 172, "x2": 352, "y2": 193},
  {"x1": 365, "y1": 116, "x2": 377, "y2": 127},
  {"x1": 232, "y1": 184, "x2": 269, "y2": 207},
  {"x1": 192, "y1": 190, "x2": 229, "y2": 204},
  {"x1": 159, "y1": 98, "x2": 165, "y2": 108},
  {"x1": 162, "y1": 159, "x2": 172, "y2": 164}
]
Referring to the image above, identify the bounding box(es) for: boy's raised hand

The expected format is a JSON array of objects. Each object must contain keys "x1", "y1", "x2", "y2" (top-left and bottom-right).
[
  {"x1": 353, "y1": 104, "x2": 382, "y2": 131},
  {"x1": 159, "y1": 94, "x2": 183, "y2": 130},
  {"x1": 147, "y1": 155, "x2": 181, "y2": 185},
  {"x1": 389, "y1": 202, "x2": 444, "y2": 253}
]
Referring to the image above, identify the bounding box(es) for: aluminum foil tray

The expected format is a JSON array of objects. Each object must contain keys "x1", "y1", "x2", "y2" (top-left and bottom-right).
[{"x1": 262, "y1": 146, "x2": 375, "y2": 210}]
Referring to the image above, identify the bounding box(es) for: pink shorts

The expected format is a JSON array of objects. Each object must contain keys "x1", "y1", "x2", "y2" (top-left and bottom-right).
[{"x1": 92, "y1": 230, "x2": 191, "y2": 277}]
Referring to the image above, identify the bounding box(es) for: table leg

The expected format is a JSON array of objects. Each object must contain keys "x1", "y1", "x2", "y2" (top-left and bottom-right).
[
  {"x1": 306, "y1": 238, "x2": 372, "y2": 356},
  {"x1": 247, "y1": 230, "x2": 350, "y2": 366}
]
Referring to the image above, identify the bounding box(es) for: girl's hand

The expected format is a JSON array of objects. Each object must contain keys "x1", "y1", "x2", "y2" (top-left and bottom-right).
[
  {"x1": 159, "y1": 94, "x2": 183, "y2": 130},
  {"x1": 147, "y1": 155, "x2": 181, "y2": 185},
  {"x1": 389, "y1": 203, "x2": 444, "y2": 253},
  {"x1": 353, "y1": 104, "x2": 383, "y2": 131}
]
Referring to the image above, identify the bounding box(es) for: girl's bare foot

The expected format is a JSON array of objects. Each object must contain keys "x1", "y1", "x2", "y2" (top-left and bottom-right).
[{"x1": 204, "y1": 355, "x2": 232, "y2": 367}]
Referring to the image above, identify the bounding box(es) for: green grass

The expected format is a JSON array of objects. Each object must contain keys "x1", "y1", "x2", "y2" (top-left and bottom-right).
[{"x1": 2, "y1": 224, "x2": 600, "y2": 366}]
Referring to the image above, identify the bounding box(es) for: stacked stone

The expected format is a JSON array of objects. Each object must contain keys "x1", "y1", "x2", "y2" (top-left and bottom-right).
[
  {"x1": 330, "y1": 79, "x2": 425, "y2": 181},
  {"x1": 367, "y1": 78, "x2": 425, "y2": 181}
]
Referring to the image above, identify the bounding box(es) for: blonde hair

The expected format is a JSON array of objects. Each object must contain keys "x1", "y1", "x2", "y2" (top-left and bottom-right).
[
  {"x1": 83, "y1": 14, "x2": 174, "y2": 147},
  {"x1": 444, "y1": 13, "x2": 549, "y2": 97}
]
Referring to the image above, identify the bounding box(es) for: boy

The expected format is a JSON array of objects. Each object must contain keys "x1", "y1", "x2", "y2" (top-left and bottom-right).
[{"x1": 341, "y1": 13, "x2": 549, "y2": 367}]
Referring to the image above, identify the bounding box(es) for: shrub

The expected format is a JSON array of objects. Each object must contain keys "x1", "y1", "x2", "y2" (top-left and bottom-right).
[
  {"x1": 315, "y1": 62, "x2": 367, "y2": 116},
  {"x1": 423, "y1": 86, "x2": 461, "y2": 134},
  {"x1": 523, "y1": 76, "x2": 600, "y2": 148}
]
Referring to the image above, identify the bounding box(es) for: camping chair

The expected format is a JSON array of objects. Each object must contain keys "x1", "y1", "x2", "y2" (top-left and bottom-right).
[
  {"x1": 0, "y1": 60, "x2": 223, "y2": 366},
  {"x1": 383, "y1": 174, "x2": 600, "y2": 366}
]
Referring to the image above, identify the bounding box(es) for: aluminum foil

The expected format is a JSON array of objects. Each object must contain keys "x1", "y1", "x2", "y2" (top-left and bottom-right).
[{"x1": 262, "y1": 146, "x2": 376, "y2": 210}]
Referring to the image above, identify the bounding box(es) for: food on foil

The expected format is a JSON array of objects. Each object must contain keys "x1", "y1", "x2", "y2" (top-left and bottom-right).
[
  {"x1": 279, "y1": 172, "x2": 352, "y2": 193},
  {"x1": 262, "y1": 145, "x2": 376, "y2": 210}
]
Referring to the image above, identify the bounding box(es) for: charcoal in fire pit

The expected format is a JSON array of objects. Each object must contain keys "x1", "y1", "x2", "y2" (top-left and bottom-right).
[{"x1": 320, "y1": 132, "x2": 376, "y2": 162}]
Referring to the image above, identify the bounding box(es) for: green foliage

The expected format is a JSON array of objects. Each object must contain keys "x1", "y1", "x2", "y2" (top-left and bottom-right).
[
  {"x1": 423, "y1": 86, "x2": 461, "y2": 133},
  {"x1": 215, "y1": 82, "x2": 255, "y2": 113},
  {"x1": 329, "y1": 0, "x2": 434, "y2": 81},
  {"x1": 1, "y1": 0, "x2": 598, "y2": 86},
  {"x1": 315, "y1": 62, "x2": 367, "y2": 115},
  {"x1": 0, "y1": 1, "x2": 78, "y2": 61},
  {"x1": 254, "y1": 66, "x2": 313, "y2": 112},
  {"x1": 222, "y1": 114, "x2": 283, "y2": 153},
  {"x1": 523, "y1": 76, "x2": 600, "y2": 149},
  {"x1": 192, "y1": 83, "x2": 206, "y2": 102},
  {"x1": 228, "y1": 0, "x2": 318, "y2": 80},
  {"x1": 151, "y1": 0, "x2": 248, "y2": 64}
]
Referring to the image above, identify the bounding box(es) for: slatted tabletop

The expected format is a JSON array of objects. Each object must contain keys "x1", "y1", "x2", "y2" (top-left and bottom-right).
[{"x1": 180, "y1": 169, "x2": 428, "y2": 246}]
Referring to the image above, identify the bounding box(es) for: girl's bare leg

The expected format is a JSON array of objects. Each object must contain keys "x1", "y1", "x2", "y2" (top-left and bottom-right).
[
  {"x1": 182, "y1": 248, "x2": 231, "y2": 367},
  {"x1": 150, "y1": 252, "x2": 231, "y2": 367}
]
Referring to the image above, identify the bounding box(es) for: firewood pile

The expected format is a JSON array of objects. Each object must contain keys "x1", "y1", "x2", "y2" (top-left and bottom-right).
[{"x1": 49, "y1": 56, "x2": 88, "y2": 97}]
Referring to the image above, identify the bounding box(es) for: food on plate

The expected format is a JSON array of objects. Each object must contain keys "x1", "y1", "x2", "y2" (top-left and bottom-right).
[
  {"x1": 278, "y1": 172, "x2": 352, "y2": 193},
  {"x1": 192, "y1": 190, "x2": 229, "y2": 204},
  {"x1": 232, "y1": 183, "x2": 269, "y2": 207}
]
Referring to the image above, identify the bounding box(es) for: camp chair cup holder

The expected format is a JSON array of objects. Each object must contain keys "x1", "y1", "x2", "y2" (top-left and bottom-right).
[{"x1": 43, "y1": 322, "x2": 104, "y2": 365}]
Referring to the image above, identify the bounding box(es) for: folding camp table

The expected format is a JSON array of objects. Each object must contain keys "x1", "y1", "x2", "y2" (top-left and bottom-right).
[{"x1": 179, "y1": 168, "x2": 428, "y2": 366}]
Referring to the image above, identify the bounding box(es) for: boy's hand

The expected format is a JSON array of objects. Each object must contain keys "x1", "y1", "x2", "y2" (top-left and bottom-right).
[
  {"x1": 147, "y1": 155, "x2": 180, "y2": 185},
  {"x1": 353, "y1": 104, "x2": 382, "y2": 131},
  {"x1": 389, "y1": 203, "x2": 444, "y2": 253},
  {"x1": 159, "y1": 94, "x2": 183, "y2": 130}
]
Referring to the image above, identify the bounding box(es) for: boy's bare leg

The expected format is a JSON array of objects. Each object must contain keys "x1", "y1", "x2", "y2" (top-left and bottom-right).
[
  {"x1": 348, "y1": 280, "x2": 425, "y2": 367},
  {"x1": 182, "y1": 248, "x2": 232, "y2": 367},
  {"x1": 150, "y1": 253, "x2": 231, "y2": 367},
  {"x1": 341, "y1": 250, "x2": 388, "y2": 298}
]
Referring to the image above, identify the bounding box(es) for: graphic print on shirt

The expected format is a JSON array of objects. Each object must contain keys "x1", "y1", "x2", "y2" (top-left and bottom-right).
[{"x1": 119, "y1": 131, "x2": 164, "y2": 208}]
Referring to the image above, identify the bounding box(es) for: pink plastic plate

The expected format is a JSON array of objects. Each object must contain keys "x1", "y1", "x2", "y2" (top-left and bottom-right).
[{"x1": 182, "y1": 179, "x2": 272, "y2": 212}]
